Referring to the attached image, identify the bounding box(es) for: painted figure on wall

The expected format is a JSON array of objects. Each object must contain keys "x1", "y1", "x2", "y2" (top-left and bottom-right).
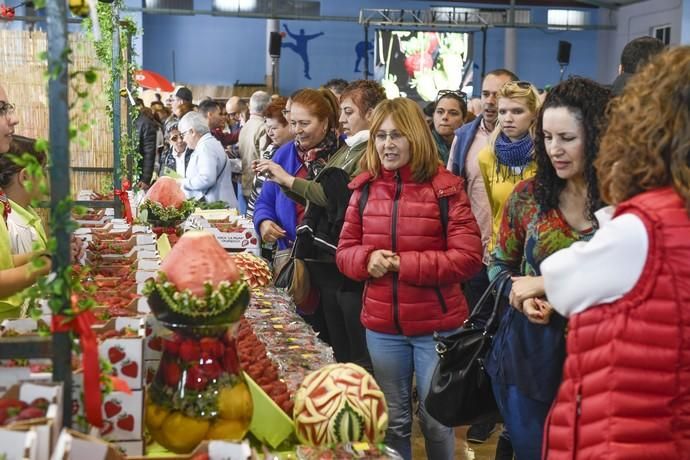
[
  {"x1": 282, "y1": 24, "x2": 324, "y2": 80},
  {"x1": 354, "y1": 40, "x2": 374, "y2": 75}
]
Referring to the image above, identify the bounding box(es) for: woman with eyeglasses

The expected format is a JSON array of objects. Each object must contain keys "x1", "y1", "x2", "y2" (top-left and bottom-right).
[
  {"x1": 431, "y1": 90, "x2": 468, "y2": 165},
  {"x1": 485, "y1": 78, "x2": 611, "y2": 460},
  {"x1": 0, "y1": 86, "x2": 52, "y2": 319},
  {"x1": 157, "y1": 120, "x2": 193, "y2": 179},
  {"x1": 478, "y1": 81, "x2": 541, "y2": 262},
  {"x1": 336, "y1": 98, "x2": 482, "y2": 460},
  {"x1": 246, "y1": 97, "x2": 292, "y2": 219}
]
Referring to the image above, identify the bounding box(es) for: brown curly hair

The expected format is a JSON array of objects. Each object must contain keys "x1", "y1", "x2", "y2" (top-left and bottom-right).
[{"x1": 596, "y1": 47, "x2": 690, "y2": 215}]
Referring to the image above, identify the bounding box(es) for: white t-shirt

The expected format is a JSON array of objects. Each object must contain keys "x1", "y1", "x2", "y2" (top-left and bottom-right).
[{"x1": 541, "y1": 207, "x2": 648, "y2": 317}]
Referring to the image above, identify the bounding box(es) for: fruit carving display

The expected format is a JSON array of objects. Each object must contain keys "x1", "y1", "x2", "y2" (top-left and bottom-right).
[
  {"x1": 144, "y1": 231, "x2": 253, "y2": 454},
  {"x1": 229, "y1": 253, "x2": 272, "y2": 290},
  {"x1": 293, "y1": 363, "x2": 388, "y2": 447},
  {"x1": 139, "y1": 177, "x2": 195, "y2": 227}
]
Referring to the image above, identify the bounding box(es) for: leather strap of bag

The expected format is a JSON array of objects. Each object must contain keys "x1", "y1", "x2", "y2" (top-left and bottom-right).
[{"x1": 465, "y1": 270, "x2": 511, "y2": 334}]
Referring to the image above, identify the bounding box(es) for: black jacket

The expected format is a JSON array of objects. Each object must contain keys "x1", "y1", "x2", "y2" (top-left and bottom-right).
[
  {"x1": 135, "y1": 113, "x2": 161, "y2": 185},
  {"x1": 295, "y1": 167, "x2": 352, "y2": 261}
]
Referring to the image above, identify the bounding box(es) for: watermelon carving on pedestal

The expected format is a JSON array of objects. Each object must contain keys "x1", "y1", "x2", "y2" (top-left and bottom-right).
[
  {"x1": 293, "y1": 363, "x2": 388, "y2": 447},
  {"x1": 139, "y1": 176, "x2": 195, "y2": 228},
  {"x1": 143, "y1": 231, "x2": 253, "y2": 453}
]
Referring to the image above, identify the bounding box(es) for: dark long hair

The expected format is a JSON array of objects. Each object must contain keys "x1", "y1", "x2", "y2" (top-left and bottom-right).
[{"x1": 534, "y1": 77, "x2": 611, "y2": 220}]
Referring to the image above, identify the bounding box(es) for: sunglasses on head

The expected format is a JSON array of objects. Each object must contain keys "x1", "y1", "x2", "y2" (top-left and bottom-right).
[
  {"x1": 436, "y1": 89, "x2": 467, "y2": 103},
  {"x1": 507, "y1": 81, "x2": 533, "y2": 90}
]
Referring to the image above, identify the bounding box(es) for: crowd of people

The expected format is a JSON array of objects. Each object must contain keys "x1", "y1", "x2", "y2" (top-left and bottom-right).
[{"x1": 0, "y1": 33, "x2": 689, "y2": 460}]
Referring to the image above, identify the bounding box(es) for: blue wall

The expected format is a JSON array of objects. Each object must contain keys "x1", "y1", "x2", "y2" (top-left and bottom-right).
[{"x1": 141, "y1": 2, "x2": 602, "y2": 97}]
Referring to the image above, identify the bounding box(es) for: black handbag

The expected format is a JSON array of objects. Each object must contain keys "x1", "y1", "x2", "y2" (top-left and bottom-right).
[{"x1": 424, "y1": 270, "x2": 512, "y2": 427}]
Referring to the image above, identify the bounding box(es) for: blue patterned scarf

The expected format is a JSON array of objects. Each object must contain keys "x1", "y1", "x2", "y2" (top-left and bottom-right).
[{"x1": 494, "y1": 132, "x2": 534, "y2": 181}]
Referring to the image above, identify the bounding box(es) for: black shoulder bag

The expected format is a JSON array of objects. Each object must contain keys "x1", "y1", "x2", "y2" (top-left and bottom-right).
[{"x1": 424, "y1": 270, "x2": 511, "y2": 427}]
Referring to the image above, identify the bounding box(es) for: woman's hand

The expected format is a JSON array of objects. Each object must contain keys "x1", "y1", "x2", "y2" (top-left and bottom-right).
[
  {"x1": 259, "y1": 220, "x2": 287, "y2": 244},
  {"x1": 253, "y1": 160, "x2": 294, "y2": 188},
  {"x1": 523, "y1": 298, "x2": 554, "y2": 325},
  {"x1": 367, "y1": 250, "x2": 397, "y2": 278},
  {"x1": 510, "y1": 276, "x2": 545, "y2": 311}
]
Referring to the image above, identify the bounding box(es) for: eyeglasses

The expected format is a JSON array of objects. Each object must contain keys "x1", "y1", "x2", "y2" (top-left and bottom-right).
[
  {"x1": 180, "y1": 129, "x2": 192, "y2": 138},
  {"x1": 169, "y1": 134, "x2": 182, "y2": 142},
  {"x1": 505, "y1": 81, "x2": 533, "y2": 90},
  {"x1": 374, "y1": 130, "x2": 405, "y2": 143},
  {"x1": 0, "y1": 102, "x2": 16, "y2": 118},
  {"x1": 436, "y1": 90, "x2": 467, "y2": 103}
]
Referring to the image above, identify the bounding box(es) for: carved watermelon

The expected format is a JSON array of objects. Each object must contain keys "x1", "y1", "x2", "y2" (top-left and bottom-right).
[
  {"x1": 162, "y1": 231, "x2": 241, "y2": 296},
  {"x1": 144, "y1": 231, "x2": 250, "y2": 327},
  {"x1": 293, "y1": 363, "x2": 388, "y2": 446},
  {"x1": 146, "y1": 176, "x2": 186, "y2": 210}
]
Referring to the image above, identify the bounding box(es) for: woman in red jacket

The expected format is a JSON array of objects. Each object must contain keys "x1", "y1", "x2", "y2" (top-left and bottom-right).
[
  {"x1": 336, "y1": 98, "x2": 483, "y2": 460},
  {"x1": 540, "y1": 47, "x2": 690, "y2": 459}
]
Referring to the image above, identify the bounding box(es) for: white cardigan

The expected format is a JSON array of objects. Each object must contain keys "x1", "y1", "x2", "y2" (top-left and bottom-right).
[{"x1": 540, "y1": 207, "x2": 648, "y2": 318}]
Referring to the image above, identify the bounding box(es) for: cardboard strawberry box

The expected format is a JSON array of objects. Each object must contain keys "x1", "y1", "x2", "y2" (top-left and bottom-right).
[
  {"x1": 0, "y1": 427, "x2": 38, "y2": 460},
  {"x1": 72, "y1": 377, "x2": 143, "y2": 442},
  {"x1": 51, "y1": 428, "x2": 126, "y2": 460},
  {"x1": 143, "y1": 316, "x2": 165, "y2": 361},
  {"x1": 95, "y1": 318, "x2": 145, "y2": 390},
  {"x1": 0, "y1": 381, "x2": 63, "y2": 460}
]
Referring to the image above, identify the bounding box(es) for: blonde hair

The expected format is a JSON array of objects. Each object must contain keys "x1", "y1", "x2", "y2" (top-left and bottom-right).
[
  {"x1": 359, "y1": 98, "x2": 441, "y2": 183},
  {"x1": 488, "y1": 81, "x2": 541, "y2": 149}
]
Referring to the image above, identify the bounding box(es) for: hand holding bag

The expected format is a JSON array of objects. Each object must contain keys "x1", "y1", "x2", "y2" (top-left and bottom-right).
[{"x1": 424, "y1": 270, "x2": 512, "y2": 427}]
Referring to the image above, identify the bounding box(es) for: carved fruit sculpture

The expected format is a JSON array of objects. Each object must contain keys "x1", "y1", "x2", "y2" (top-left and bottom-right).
[
  {"x1": 144, "y1": 231, "x2": 252, "y2": 454},
  {"x1": 293, "y1": 363, "x2": 388, "y2": 446}
]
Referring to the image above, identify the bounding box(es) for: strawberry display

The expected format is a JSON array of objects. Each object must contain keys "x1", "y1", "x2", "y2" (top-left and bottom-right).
[{"x1": 0, "y1": 397, "x2": 50, "y2": 425}]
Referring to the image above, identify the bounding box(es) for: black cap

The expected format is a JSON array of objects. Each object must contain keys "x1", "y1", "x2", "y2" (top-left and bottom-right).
[{"x1": 175, "y1": 87, "x2": 192, "y2": 103}]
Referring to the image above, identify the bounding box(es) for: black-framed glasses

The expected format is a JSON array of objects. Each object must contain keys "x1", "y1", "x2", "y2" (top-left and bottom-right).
[
  {"x1": 436, "y1": 90, "x2": 467, "y2": 103},
  {"x1": 0, "y1": 102, "x2": 16, "y2": 118}
]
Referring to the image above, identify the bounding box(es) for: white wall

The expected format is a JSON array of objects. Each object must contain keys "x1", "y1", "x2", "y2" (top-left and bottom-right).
[{"x1": 599, "y1": 0, "x2": 683, "y2": 83}]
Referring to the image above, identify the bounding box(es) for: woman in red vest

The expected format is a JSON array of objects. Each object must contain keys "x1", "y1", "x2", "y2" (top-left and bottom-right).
[{"x1": 540, "y1": 47, "x2": 690, "y2": 458}]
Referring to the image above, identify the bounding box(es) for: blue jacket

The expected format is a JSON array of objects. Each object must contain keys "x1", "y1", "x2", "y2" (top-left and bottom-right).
[
  {"x1": 252, "y1": 142, "x2": 301, "y2": 250},
  {"x1": 449, "y1": 116, "x2": 483, "y2": 178}
]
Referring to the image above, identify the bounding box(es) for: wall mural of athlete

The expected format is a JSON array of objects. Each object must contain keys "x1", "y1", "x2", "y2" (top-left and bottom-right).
[
  {"x1": 281, "y1": 24, "x2": 324, "y2": 80},
  {"x1": 354, "y1": 40, "x2": 374, "y2": 74}
]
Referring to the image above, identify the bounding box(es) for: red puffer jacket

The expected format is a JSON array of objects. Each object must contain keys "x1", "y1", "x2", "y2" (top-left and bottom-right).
[
  {"x1": 336, "y1": 164, "x2": 482, "y2": 337},
  {"x1": 543, "y1": 187, "x2": 690, "y2": 459}
]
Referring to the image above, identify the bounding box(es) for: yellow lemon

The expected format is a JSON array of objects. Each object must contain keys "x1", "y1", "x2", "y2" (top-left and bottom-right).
[
  {"x1": 144, "y1": 401, "x2": 170, "y2": 431},
  {"x1": 159, "y1": 411, "x2": 210, "y2": 453},
  {"x1": 206, "y1": 418, "x2": 250, "y2": 441},
  {"x1": 218, "y1": 383, "x2": 253, "y2": 422}
]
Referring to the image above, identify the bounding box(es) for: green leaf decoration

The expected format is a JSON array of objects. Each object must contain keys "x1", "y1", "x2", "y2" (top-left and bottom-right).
[{"x1": 332, "y1": 402, "x2": 365, "y2": 444}]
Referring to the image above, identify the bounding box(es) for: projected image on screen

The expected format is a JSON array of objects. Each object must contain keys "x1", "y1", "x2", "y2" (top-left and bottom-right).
[{"x1": 375, "y1": 30, "x2": 473, "y2": 102}]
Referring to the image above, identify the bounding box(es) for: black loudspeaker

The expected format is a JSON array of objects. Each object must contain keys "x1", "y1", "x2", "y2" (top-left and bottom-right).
[
  {"x1": 269, "y1": 32, "x2": 282, "y2": 58},
  {"x1": 557, "y1": 41, "x2": 572, "y2": 65}
]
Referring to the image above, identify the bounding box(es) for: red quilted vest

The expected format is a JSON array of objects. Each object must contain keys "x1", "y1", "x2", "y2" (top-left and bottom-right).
[{"x1": 543, "y1": 187, "x2": 690, "y2": 460}]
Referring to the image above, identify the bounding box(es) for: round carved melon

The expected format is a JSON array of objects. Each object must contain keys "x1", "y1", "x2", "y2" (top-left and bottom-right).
[
  {"x1": 161, "y1": 231, "x2": 241, "y2": 297},
  {"x1": 293, "y1": 363, "x2": 388, "y2": 446},
  {"x1": 146, "y1": 176, "x2": 187, "y2": 210}
]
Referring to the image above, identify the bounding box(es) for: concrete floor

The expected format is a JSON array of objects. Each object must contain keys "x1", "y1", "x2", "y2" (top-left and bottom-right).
[{"x1": 411, "y1": 423, "x2": 502, "y2": 460}]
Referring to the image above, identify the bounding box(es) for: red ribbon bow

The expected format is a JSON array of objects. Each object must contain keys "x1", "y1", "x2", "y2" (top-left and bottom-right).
[
  {"x1": 52, "y1": 310, "x2": 103, "y2": 428},
  {"x1": 114, "y1": 180, "x2": 133, "y2": 224}
]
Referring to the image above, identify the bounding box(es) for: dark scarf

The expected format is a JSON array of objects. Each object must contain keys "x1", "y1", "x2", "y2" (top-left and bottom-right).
[
  {"x1": 494, "y1": 132, "x2": 534, "y2": 181},
  {"x1": 297, "y1": 130, "x2": 340, "y2": 179}
]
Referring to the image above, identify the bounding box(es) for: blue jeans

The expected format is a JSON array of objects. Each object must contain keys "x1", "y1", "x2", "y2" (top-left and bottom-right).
[
  {"x1": 366, "y1": 329, "x2": 455, "y2": 460},
  {"x1": 491, "y1": 381, "x2": 551, "y2": 460}
]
